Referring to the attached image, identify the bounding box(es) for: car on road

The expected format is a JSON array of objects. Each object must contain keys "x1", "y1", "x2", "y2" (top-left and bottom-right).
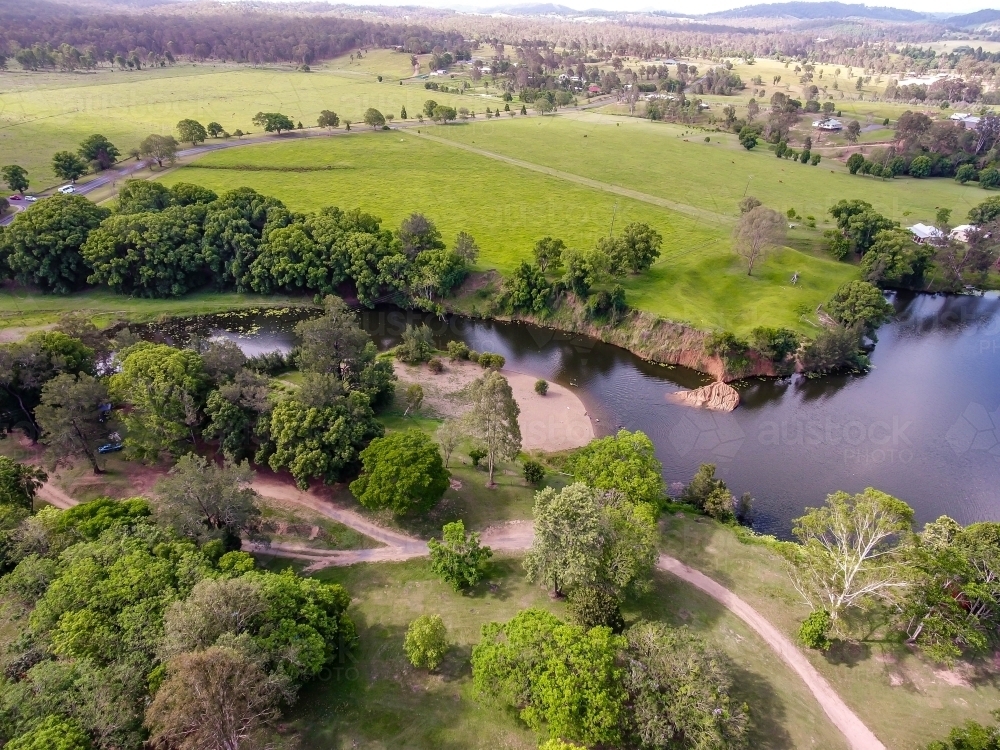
[
  {"x1": 8, "y1": 195, "x2": 21, "y2": 201},
  {"x1": 97, "y1": 442, "x2": 124, "y2": 454},
  {"x1": 24, "y1": 196, "x2": 37, "y2": 202},
  {"x1": 57, "y1": 185, "x2": 75, "y2": 194}
]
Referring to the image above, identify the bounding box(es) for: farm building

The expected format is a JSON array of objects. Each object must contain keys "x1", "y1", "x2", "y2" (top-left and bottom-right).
[
  {"x1": 908, "y1": 223, "x2": 945, "y2": 243},
  {"x1": 812, "y1": 118, "x2": 843, "y2": 130}
]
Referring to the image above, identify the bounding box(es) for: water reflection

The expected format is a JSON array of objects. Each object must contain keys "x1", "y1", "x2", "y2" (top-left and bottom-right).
[{"x1": 142, "y1": 292, "x2": 1000, "y2": 538}]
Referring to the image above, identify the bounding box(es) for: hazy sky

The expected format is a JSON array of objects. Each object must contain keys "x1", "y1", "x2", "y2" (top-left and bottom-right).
[{"x1": 332, "y1": 0, "x2": 992, "y2": 14}]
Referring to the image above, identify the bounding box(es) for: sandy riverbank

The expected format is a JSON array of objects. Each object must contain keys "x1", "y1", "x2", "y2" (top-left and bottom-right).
[{"x1": 393, "y1": 359, "x2": 595, "y2": 453}]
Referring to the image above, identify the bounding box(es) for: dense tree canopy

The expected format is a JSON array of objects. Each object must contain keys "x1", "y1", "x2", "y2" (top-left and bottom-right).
[
  {"x1": 350, "y1": 430, "x2": 450, "y2": 514},
  {"x1": 0, "y1": 196, "x2": 110, "y2": 293},
  {"x1": 569, "y1": 429, "x2": 663, "y2": 506}
]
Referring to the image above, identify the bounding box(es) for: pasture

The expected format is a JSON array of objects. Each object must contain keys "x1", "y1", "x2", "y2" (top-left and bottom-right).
[
  {"x1": 158, "y1": 130, "x2": 855, "y2": 335},
  {"x1": 428, "y1": 111, "x2": 985, "y2": 227},
  {"x1": 0, "y1": 49, "x2": 480, "y2": 186}
]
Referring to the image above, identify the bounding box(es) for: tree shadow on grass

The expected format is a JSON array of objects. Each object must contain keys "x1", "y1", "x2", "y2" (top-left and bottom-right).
[
  {"x1": 729, "y1": 662, "x2": 796, "y2": 750},
  {"x1": 824, "y1": 640, "x2": 872, "y2": 668}
]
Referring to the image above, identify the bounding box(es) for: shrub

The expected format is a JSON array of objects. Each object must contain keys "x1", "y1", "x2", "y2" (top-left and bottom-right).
[
  {"x1": 956, "y1": 164, "x2": 978, "y2": 184},
  {"x1": 523, "y1": 459, "x2": 545, "y2": 485},
  {"x1": 428, "y1": 520, "x2": 492, "y2": 590},
  {"x1": 396, "y1": 324, "x2": 434, "y2": 364},
  {"x1": 404, "y1": 614, "x2": 448, "y2": 670},
  {"x1": 703, "y1": 487, "x2": 735, "y2": 522},
  {"x1": 908, "y1": 155, "x2": 932, "y2": 178},
  {"x1": 469, "y1": 448, "x2": 486, "y2": 467},
  {"x1": 428, "y1": 357, "x2": 444, "y2": 374},
  {"x1": 534, "y1": 379, "x2": 549, "y2": 395},
  {"x1": 798, "y1": 610, "x2": 833, "y2": 650},
  {"x1": 478, "y1": 352, "x2": 505, "y2": 369},
  {"x1": 810, "y1": 153, "x2": 821, "y2": 166},
  {"x1": 567, "y1": 586, "x2": 625, "y2": 632},
  {"x1": 446, "y1": 340, "x2": 470, "y2": 360},
  {"x1": 847, "y1": 153, "x2": 865, "y2": 174},
  {"x1": 468, "y1": 350, "x2": 480, "y2": 363},
  {"x1": 981, "y1": 167, "x2": 1000, "y2": 190}
]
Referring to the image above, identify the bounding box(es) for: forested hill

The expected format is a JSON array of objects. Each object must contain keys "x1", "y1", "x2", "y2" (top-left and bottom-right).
[
  {"x1": 0, "y1": 1, "x2": 464, "y2": 64},
  {"x1": 945, "y1": 8, "x2": 1000, "y2": 27},
  {"x1": 708, "y1": 1, "x2": 928, "y2": 20}
]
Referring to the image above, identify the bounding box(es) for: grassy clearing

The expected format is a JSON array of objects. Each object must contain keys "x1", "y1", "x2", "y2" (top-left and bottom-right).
[
  {"x1": 158, "y1": 131, "x2": 853, "y2": 335},
  {"x1": 283, "y1": 555, "x2": 845, "y2": 750},
  {"x1": 0, "y1": 49, "x2": 482, "y2": 186},
  {"x1": 661, "y1": 515, "x2": 1000, "y2": 749},
  {"x1": 0, "y1": 286, "x2": 315, "y2": 333},
  {"x1": 428, "y1": 111, "x2": 984, "y2": 227}
]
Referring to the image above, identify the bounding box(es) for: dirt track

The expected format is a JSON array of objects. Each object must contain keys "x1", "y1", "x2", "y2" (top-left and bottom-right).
[{"x1": 36, "y1": 473, "x2": 883, "y2": 749}]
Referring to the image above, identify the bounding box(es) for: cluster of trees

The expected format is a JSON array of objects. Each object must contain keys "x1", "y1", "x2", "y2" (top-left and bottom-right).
[
  {"x1": 496, "y1": 225, "x2": 660, "y2": 319},
  {"x1": 0, "y1": 462, "x2": 355, "y2": 749},
  {"x1": 786, "y1": 488, "x2": 1000, "y2": 668},
  {"x1": 463, "y1": 431, "x2": 749, "y2": 747},
  {"x1": 848, "y1": 110, "x2": 1000, "y2": 183},
  {"x1": 825, "y1": 198, "x2": 999, "y2": 292},
  {"x1": 1, "y1": 11, "x2": 463, "y2": 68},
  {"x1": 0, "y1": 183, "x2": 477, "y2": 311}
]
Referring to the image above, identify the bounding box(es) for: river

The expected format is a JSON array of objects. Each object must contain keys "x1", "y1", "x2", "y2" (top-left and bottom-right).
[{"x1": 149, "y1": 291, "x2": 1000, "y2": 537}]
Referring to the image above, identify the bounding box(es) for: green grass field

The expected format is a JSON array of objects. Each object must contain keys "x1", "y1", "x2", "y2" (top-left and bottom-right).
[
  {"x1": 428, "y1": 111, "x2": 985, "y2": 227},
  {"x1": 284, "y1": 554, "x2": 845, "y2": 750},
  {"x1": 157, "y1": 129, "x2": 854, "y2": 335},
  {"x1": 661, "y1": 516, "x2": 1000, "y2": 749},
  {"x1": 0, "y1": 49, "x2": 487, "y2": 187}
]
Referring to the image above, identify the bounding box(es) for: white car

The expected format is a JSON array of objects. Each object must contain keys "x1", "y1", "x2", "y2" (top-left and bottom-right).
[
  {"x1": 58, "y1": 185, "x2": 75, "y2": 194},
  {"x1": 24, "y1": 195, "x2": 37, "y2": 202}
]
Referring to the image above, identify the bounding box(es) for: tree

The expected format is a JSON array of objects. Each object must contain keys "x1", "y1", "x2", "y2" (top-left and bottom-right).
[
  {"x1": 206, "y1": 121, "x2": 224, "y2": 138},
  {"x1": 0, "y1": 456, "x2": 46, "y2": 511},
  {"x1": 847, "y1": 152, "x2": 865, "y2": 174},
  {"x1": 404, "y1": 614, "x2": 448, "y2": 670},
  {"x1": 51, "y1": 151, "x2": 87, "y2": 182},
  {"x1": 396, "y1": 324, "x2": 434, "y2": 363},
  {"x1": 139, "y1": 134, "x2": 179, "y2": 167},
  {"x1": 400, "y1": 106, "x2": 408, "y2": 119},
  {"x1": 739, "y1": 128, "x2": 758, "y2": 150},
  {"x1": 738, "y1": 195, "x2": 761, "y2": 214},
  {"x1": 826, "y1": 280, "x2": 893, "y2": 341},
  {"x1": 403, "y1": 383, "x2": 424, "y2": 416},
  {"x1": 749, "y1": 326, "x2": 799, "y2": 364},
  {"x1": 968, "y1": 196, "x2": 1000, "y2": 225},
  {"x1": 909, "y1": 155, "x2": 932, "y2": 178},
  {"x1": 860, "y1": 228, "x2": 933, "y2": 287},
  {"x1": 431, "y1": 105, "x2": 457, "y2": 123},
  {"x1": 145, "y1": 646, "x2": 286, "y2": 750},
  {"x1": 1, "y1": 165, "x2": 29, "y2": 193},
  {"x1": 82, "y1": 204, "x2": 209, "y2": 297},
  {"x1": 567, "y1": 586, "x2": 624, "y2": 631},
  {"x1": 798, "y1": 609, "x2": 833, "y2": 650},
  {"x1": 261, "y1": 391, "x2": 383, "y2": 489},
  {"x1": 78, "y1": 134, "x2": 119, "y2": 170},
  {"x1": 981, "y1": 168, "x2": 1000, "y2": 190},
  {"x1": 350, "y1": 430, "x2": 450, "y2": 515},
  {"x1": 176, "y1": 119, "x2": 207, "y2": 146},
  {"x1": 251, "y1": 112, "x2": 294, "y2": 134},
  {"x1": 429, "y1": 520, "x2": 492, "y2": 590},
  {"x1": 523, "y1": 459, "x2": 545, "y2": 484},
  {"x1": 6, "y1": 715, "x2": 93, "y2": 750},
  {"x1": 435, "y1": 419, "x2": 462, "y2": 468},
  {"x1": 499, "y1": 261, "x2": 552, "y2": 313},
  {"x1": 534, "y1": 98, "x2": 555, "y2": 115},
  {"x1": 423, "y1": 99, "x2": 438, "y2": 117},
  {"x1": 155, "y1": 454, "x2": 262, "y2": 547},
  {"x1": 0, "y1": 195, "x2": 110, "y2": 294},
  {"x1": 624, "y1": 622, "x2": 750, "y2": 749},
  {"x1": 462, "y1": 371, "x2": 521, "y2": 486},
  {"x1": 397, "y1": 213, "x2": 445, "y2": 258},
  {"x1": 471, "y1": 608, "x2": 626, "y2": 747},
  {"x1": 116, "y1": 179, "x2": 172, "y2": 213},
  {"x1": 732, "y1": 205, "x2": 786, "y2": 275},
  {"x1": 533, "y1": 236, "x2": 565, "y2": 272},
  {"x1": 453, "y1": 231, "x2": 479, "y2": 263},
  {"x1": 789, "y1": 488, "x2": 914, "y2": 627},
  {"x1": 363, "y1": 108, "x2": 386, "y2": 129},
  {"x1": 569, "y1": 429, "x2": 663, "y2": 506},
  {"x1": 108, "y1": 343, "x2": 210, "y2": 460},
  {"x1": 606, "y1": 222, "x2": 662, "y2": 275},
  {"x1": 524, "y1": 483, "x2": 604, "y2": 596},
  {"x1": 317, "y1": 109, "x2": 340, "y2": 129},
  {"x1": 34, "y1": 373, "x2": 110, "y2": 474},
  {"x1": 955, "y1": 164, "x2": 977, "y2": 185},
  {"x1": 845, "y1": 120, "x2": 861, "y2": 143}
]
